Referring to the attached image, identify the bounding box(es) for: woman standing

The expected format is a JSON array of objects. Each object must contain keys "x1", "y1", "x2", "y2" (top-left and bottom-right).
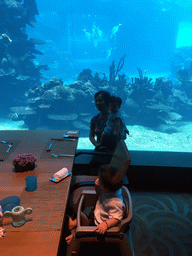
[
  {"x1": 73, "y1": 91, "x2": 112, "y2": 175},
  {"x1": 89, "y1": 91, "x2": 111, "y2": 148}
]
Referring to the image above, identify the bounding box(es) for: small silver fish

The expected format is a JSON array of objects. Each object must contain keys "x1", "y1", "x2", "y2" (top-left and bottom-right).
[
  {"x1": 1, "y1": 34, "x2": 12, "y2": 42},
  {"x1": 105, "y1": 48, "x2": 113, "y2": 59},
  {"x1": 111, "y1": 24, "x2": 122, "y2": 39},
  {"x1": 82, "y1": 28, "x2": 92, "y2": 41}
]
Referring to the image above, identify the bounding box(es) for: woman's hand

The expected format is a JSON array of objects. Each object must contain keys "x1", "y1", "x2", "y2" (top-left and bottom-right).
[
  {"x1": 89, "y1": 129, "x2": 100, "y2": 147},
  {"x1": 93, "y1": 222, "x2": 108, "y2": 235}
]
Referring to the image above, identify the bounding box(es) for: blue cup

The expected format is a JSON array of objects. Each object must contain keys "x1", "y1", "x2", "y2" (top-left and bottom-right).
[{"x1": 25, "y1": 175, "x2": 37, "y2": 192}]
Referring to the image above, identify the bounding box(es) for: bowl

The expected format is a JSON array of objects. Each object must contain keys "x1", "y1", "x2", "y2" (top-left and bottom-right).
[{"x1": 0, "y1": 196, "x2": 20, "y2": 213}]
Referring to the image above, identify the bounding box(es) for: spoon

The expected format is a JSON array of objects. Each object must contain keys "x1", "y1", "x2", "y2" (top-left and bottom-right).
[
  {"x1": 46, "y1": 143, "x2": 52, "y2": 151},
  {"x1": 51, "y1": 153, "x2": 74, "y2": 157},
  {"x1": 6, "y1": 143, "x2": 13, "y2": 153}
]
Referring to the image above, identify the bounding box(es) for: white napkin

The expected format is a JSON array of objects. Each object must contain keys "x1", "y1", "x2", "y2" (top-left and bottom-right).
[
  {"x1": 67, "y1": 131, "x2": 78, "y2": 137},
  {"x1": 54, "y1": 167, "x2": 69, "y2": 182}
]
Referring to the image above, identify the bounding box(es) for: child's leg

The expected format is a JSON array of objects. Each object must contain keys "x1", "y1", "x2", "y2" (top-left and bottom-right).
[
  {"x1": 68, "y1": 211, "x2": 89, "y2": 230},
  {"x1": 65, "y1": 212, "x2": 89, "y2": 245},
  {"x1": 80, "y1": 212, "x2": 89, "y2": 226},
  {"x1": 65, "y1": 233, "x2": 74, "y2": 245}
]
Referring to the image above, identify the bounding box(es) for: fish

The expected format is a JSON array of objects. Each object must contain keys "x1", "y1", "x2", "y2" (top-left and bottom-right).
[
  {"x1": 93, "y1": 39, "x2": 98, "y2": 47},
  {"x1": 92, "y1": 23, "x2": 103, "y2": 38},
  {"x1": 105, "y1": 48, "x2": 113, "y2": 59},
  {"x1": 83, "y1": 23, "x2": 104, "y2": 47},
  {"x1": 1, "y1": 34, "x2": 12, "y2": 42},
  {"x1": 82, "y1": 28, "x2": 92, "y2": 41},
  {"x1": 92, "y1": 23, "x2": 103, "y2": 47},
  {"x1": 111, "y1": 24, "x2": 122, "y2": 39}
]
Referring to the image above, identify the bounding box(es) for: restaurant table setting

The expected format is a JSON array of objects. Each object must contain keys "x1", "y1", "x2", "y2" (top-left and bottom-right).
[
  {"x1": 40, "y1": 132, "x2": 78, "y2": 160},
  {"x1": 0, "y1": 129, "x2": 79, "y2": 255},
  {"x1": 0, "y1": 167, "x2": 72, "y2": 231},
  {"x1": 0, "y1": 140, "x2": 21, "y2": 161}
]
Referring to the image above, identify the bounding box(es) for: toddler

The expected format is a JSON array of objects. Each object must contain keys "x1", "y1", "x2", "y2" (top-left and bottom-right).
[
  {"x1": 99, "y1": 96, "x2": 129, "y2": 151},
  {"x1": 65, "y1": 164, "x2": 125, "y2": 244}
]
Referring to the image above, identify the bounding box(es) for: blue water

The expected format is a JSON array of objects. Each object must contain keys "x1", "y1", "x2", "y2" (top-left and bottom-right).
[
  {"x1": 26, "y1": 0, "x2": 190, "y2": 77},
  {"x1": 2, "y1": 0, "x2": 192, "y2": 153}
]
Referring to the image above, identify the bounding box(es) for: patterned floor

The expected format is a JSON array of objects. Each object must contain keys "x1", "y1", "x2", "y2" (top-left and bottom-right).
[{"x1": 131, "y1": 191, "x2": 192, "y2": 256}]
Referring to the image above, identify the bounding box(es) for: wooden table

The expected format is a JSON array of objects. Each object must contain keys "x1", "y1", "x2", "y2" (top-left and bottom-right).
[{"x1": 0, "y1": 130, "x2": 79, "y2": 256}]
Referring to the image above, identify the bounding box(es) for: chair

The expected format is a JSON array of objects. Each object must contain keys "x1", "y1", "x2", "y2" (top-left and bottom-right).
[
  {"x1": 66, "y1": 186, "x2": 134, "y2": 256},
  {"x1": 70, "y1": 139, "x2": 131, "y2": 208}
]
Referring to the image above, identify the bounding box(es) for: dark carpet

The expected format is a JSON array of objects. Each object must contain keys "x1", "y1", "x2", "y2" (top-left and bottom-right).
[{"x1": 131, "y1": 191, "x2": 192, "y2": 256}]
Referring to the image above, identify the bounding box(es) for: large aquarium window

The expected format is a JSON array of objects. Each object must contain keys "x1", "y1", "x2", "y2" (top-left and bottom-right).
[{"x1": 1, "y1": 0, "x2": 192, "y2": 161}]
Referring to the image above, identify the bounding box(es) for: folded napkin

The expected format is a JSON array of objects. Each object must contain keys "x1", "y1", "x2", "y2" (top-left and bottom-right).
[
  {"x1": 50, "y1": 167, "x2": 71, "y2": 182},
  {"x1": 54, "y1": 167, "x2": 69, "y2": 179},
  {"x1": 67, "y1": 131, "x2": 79, "y2": 137}
]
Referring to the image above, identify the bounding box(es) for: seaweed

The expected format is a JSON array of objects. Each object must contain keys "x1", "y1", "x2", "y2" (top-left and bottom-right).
[{"x1": 109, "y1": 53, "x2": 126, "y2": 82}]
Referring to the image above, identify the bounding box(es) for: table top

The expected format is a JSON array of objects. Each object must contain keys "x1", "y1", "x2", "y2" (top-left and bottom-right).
[{"x1": 0, "y1": 130, "x2": 79, "y2": 255}]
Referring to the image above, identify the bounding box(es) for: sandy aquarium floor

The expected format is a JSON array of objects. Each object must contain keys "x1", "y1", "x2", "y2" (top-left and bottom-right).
[{"x1": 0, "y1": 118, "x2": 192, "y2": 152}]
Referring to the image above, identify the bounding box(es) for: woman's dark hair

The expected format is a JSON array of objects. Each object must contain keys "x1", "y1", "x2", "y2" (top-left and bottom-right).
[
  {"x1": 98, "y1": 164, "x2": 124, "y2": 192},
  {"x1": 94, "y1": 91, "x2": 111, "y2": 108}
]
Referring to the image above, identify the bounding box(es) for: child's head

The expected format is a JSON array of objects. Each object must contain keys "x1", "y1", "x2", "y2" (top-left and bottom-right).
[
  {"x1": 98, "y1": 164, "x2": 124, "y2": 192},
  {"x1": 109, "y1": 96, "x2": 122, "y2": 113}
]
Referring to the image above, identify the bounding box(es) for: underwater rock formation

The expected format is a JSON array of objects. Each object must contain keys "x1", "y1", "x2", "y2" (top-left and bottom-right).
[
  {"x1": 8, "y1": 63, "x2": 192, "y2": 131},
  {"x1": 13, "y1": 76, "x2": 97, "y2": 129},
  {"x1": 122, "y1": 67, "x2": 192, "y2": 127},
  {"x1": 0, "y1": 0, "x2": 46, "y2": 113},
  {"x1": 177, "y1": 63, "x2": 192, "y2": 98}
]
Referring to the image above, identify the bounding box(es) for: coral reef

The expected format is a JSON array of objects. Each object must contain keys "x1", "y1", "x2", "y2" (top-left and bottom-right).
[
  {"x1": 176, "y1": 62, "x2": 192, "y2": 98},
  {"x1": 0, "y1": 0, "x2": 47, "y2": 113},
  {"x1": 4, "y1": 29, "x2": 192, "y2": 134},
  {"x1": 7, "y1": 62, "x2": 192, "y2": 133}
]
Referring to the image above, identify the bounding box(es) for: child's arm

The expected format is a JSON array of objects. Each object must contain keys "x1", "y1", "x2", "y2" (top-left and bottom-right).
[{"x1": 93, "y1": 218, "x2": 120, "y2": 235}]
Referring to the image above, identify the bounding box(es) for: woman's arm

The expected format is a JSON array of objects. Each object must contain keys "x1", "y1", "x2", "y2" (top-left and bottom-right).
[{"x1": 89, "y1": 128, "x2": 100, "y2": 147}]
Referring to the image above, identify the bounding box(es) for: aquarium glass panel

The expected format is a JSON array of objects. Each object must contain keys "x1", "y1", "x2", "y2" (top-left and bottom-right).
[{"x1": 1, "y1": 0, "x2": 192, "y2": 155}]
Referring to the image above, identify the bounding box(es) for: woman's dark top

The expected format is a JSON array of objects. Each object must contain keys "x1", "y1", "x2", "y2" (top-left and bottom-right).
[
  {"x1": 89, "y1": 113, "x2": 114, "y2": 172},
  {"x1": 90, "y1": 113, "x2": 108, "y2": 143},
  {"x1": 74, "y1": 112, "x2": 112, "y2": 175}
]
